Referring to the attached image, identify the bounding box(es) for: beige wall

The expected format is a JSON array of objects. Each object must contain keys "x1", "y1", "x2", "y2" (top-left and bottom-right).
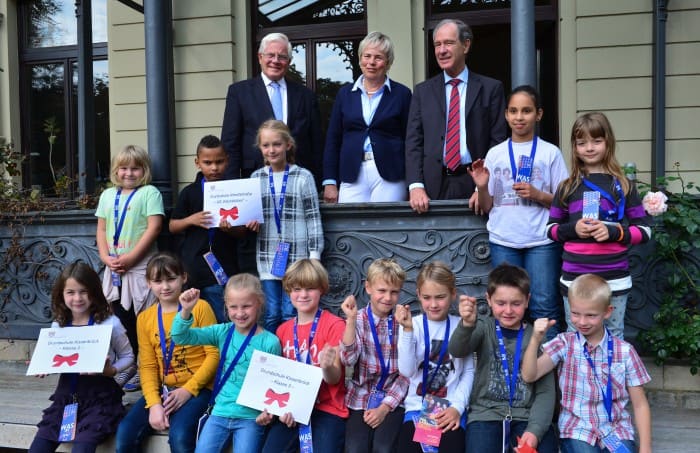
[{"x1": 559, "y1": 0, "x2": 700, "y2": 188}]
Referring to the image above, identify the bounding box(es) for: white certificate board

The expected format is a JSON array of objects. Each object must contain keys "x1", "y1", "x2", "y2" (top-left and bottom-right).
[
  {"x1": 237, "y1": 350, "x2": 323, "y2": 425},
  {"x1": 26, "y1": 325, "x2": 113, "y2": 375},
  {"x1": 202, "y1": 178, "x2": 263, "y2": 227}
]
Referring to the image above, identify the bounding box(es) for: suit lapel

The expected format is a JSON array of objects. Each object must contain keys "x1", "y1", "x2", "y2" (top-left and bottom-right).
[
  {"x1": 432, "y1": 76, "x2": 447, "y2": 118},
  {"x1": 255, "y1": 76, "x2": 274, "y2": 121},
  {"x1": 285, "y1": 78, "x2": 300, "y2": 127},
  {"x1": 369, "y1": 83, "x2": 389, "y2": 126},
  {"x1": 464, "y1": 72, "x2": 481, "y2": 115}
]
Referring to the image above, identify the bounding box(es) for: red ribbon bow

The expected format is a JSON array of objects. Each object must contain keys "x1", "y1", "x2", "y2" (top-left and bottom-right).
[
  {"x1": 52, "y1": 353, "x2": 79, "y2": 367},
  {"x1": 219, "y1": 206, "x2": 239, "y2": 222},
  {"x1": 264, "y1": 388, "x2": 290, "y2": 407}
]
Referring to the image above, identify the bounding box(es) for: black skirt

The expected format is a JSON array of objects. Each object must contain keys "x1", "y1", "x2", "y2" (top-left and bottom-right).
[{"x1": 35, "y1": 373, "x2": 126, "y2": 444}]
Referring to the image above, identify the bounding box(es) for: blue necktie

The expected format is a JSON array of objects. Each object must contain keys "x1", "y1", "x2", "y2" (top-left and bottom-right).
[{"x1": 270, "y1": 81, "x2": 283, "y2": 121}]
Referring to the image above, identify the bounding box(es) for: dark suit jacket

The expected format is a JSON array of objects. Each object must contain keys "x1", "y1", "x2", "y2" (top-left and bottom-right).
[
  {"x1": 323, "y1": 79, "x2": 412, "y2": 184},
  {"x1": 220, "y1": 75, "x2": 323, "y2": 186},
  {"x1": 405, "y1": 71, "x2": 507, "y2": 199}
]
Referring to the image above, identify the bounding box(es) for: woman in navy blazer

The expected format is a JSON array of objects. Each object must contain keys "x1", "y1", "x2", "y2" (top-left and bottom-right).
[{"x1": 322, "y1": 32, "x2": 412, "y2": 203}]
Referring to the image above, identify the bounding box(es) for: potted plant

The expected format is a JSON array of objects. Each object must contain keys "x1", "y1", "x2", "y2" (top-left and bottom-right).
[{"x1": 638, "y1": 163, "x2": 700, "y2": 375}]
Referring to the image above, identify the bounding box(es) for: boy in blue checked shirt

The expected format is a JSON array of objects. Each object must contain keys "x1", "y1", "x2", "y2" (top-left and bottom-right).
[
  {"x1": 521, "y1": 274, "x2": 652, "y2": 453},
  {"x1": 340, "y1": 258, "x2": 410, "y2": 453}
]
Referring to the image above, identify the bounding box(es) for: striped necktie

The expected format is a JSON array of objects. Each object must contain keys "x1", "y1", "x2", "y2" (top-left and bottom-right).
[{"x1": 445, "y1": 78, "x2": 461, "y2": 171}]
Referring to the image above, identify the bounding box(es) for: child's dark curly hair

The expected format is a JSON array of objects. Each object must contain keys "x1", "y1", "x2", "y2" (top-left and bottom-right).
[{"x1": 51, "y1": 262, "x2": 112, "y2": 326}]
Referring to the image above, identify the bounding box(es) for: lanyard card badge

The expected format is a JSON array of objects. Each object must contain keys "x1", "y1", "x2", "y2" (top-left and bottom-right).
[
  {"x1": 58, "y1": 401, "x2": 78, "y2": 442},
  {"x1": 582, "y1": 191, "x2": 601, "y2": 220},
  {"x1": 516, "y1": 155, "x2": 534, "y2": 183},
  {"x1": 271, "y1": 241, "x2": 290, "y2": 278},
  {"x1": 299, "y1": 423, "x2": 313, "y2": 453},
  {"x1": 203, "y1": 251, "x2": 229, "y2": 285}
]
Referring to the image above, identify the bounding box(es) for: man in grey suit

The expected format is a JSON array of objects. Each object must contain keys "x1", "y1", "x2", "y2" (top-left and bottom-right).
[
  {"x1": 405, "y1": 19, "x2": 507, "y2": 213},
  {"x1": 221, "y1": 32, "x2": 322, "y2": 186}
]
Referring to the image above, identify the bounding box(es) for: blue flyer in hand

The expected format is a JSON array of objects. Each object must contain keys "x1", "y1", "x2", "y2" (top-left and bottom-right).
[
  {"x1": 516, "y1": 155, "x2": 533, "y2": 183},
  {"x1": 58, "y1": 402, "x2": 78, "y2": 442},
  {"x1": 271, "y1": 242, "x2": 290, "y2": 278}
]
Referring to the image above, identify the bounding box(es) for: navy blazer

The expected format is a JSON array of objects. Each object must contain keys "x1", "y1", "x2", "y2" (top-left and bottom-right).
[
  {"x1": 221, "y1": 75, "x2": 323, "y2": 186},
  {"x1": 405, "y1": 71, "x2": 507, "y2": 199},
  {"x1": 323, "y1": 79, "x2": 412, "y2": 184}
]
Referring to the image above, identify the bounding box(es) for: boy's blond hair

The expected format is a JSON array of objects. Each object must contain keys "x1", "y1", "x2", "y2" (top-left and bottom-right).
[
  {"x1": 109, "y1": 144, "x2": 153, "y2": 186},
  {"x1": 568, "y1": 274, "x2": 611, "y2": 309},
  {"x1": 282, "y1": 259, "x2": 329, "y2": 294},
  {"x1": 225, "y1": 273, "x2": 266, "y2": 323},
  {"x1": 366, "y1": 258, "x2": 406, "y2": 288}
]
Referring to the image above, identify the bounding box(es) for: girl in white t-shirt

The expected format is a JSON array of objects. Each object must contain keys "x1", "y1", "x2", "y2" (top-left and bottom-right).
[{"x1": 469, "y1": 85, "x2": 569, "y2": 340}]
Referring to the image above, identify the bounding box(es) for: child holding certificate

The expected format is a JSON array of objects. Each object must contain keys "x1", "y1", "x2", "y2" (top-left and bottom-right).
[
  {"x1": 245, "y1": 120, "x2": 323, "y2": 334},
  {"x1": 259, "y1": 258, "x2": 347, "y2": 453},
  {"x1": 339, "y1": 258, "x2": 409, "y2": 453},
  {"x1": 546, "y1": 112, "x2": 651, "y2": 338},
  {"x1": 171, "y1": 273, "x2": 281, "y2": 452},
  {"x1": 169, "y1": 135, "x2": 244, "y2": 323},
  {"x1": 395, "y1": 262, "x2": 475, "y2": 453},
  {"x1": 115, "y1": 252, "x2": 219, "y2": 453},
  {"x1": 448, "y1": 264, "x2": 558, "y2": 453},
  {"x1": 30, "y1": 262, "x2": 134, "y2": 453}
]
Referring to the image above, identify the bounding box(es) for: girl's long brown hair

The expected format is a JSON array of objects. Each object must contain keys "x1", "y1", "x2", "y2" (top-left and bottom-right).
[
  {"x1": 556, "y1": 112, "x2": 630, "y2": 205},
  {"x1": 51, "y1": 262, "x2": 112, "y2": 327}
]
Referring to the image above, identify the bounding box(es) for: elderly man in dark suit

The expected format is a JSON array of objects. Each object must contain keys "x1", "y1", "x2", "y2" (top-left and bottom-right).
[
  {"x1": 221, "y1": 32, "x2": 323, "y2": 186},
  {"x1": 405, "y1": 19, "x2": 507, "y2": 213}
]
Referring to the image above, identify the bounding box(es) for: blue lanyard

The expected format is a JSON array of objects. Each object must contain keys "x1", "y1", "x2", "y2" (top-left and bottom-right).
[
  {"x1": 579, "y1": 329, "x2": 614, "y2": 423},
  {"x1": 582, "y1": 177, "x2": 625, "y2": 221},
  {"x1": 508, "y1": 136, "x2": 538, "y2": 182},
  {"x1": 113, "y1": 187, "x2": 139, "y2": 249},
  {"x1": 421, "y1": 315, "x2": 450, "y2": 397},
  {"x1": 210, "y1": 325, "x2": 257, "y2": 406},
  {"x1": 200, "y1": 177, "x2": 216, "y2": 247},
  {"x1": 494, "y1": 320, "x2": 524, "y2": 407},
  {"x1": 293, "y1": 309, "x2": 321, "y2": 365},
  {"x1": 68, "y1": 316, "x2": 95, "y2": 395},
  {"x1": 269, "y1": 164, "x2": 290, "y2": 237},
  {"x1": 367, "y1": 305, "x2": 393, "y2": 392},
  {"x1": 158, "y1": 304, "x2": 181, "y2": 380}
]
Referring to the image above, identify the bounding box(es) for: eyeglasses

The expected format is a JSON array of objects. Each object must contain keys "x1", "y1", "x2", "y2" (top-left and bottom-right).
[{"x1": 261, "y1": 52, "x2": 290, "y2": 62}]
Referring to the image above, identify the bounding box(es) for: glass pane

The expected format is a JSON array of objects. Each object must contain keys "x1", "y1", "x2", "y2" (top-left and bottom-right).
[
  {"x1": 315, "y1": 40, "x2": 361, "y2": 133},
  {"x1": 256, "y1": 0, "x2": 365, "y2": 26},
  {"x1": 430, "y1": 0, "x2": 550, "y2": 14},
  {"x1": 27, "y1": 63, "x2": 66, "y2": 195},
  {"x1": 27, "y1": 0, "x2": 108, "y2": 48},
  {"x1": 71, "y1": 60, "x2": 111, "y2": 190},
  {"x1": 289, "y1": 43, "x2": 307, "y2": 85}
]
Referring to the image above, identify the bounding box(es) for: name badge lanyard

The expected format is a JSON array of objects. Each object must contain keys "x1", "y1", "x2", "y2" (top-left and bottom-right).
[
  {"x1": 578, "y1": 329, "x2": 614, "y2": 424},
  {"x1": 200, "y1": 177, "x2": 216, "y2": 250},
  {"x1": 269, "y1": 164, "x2": 290, "y2": 240},
  {"x1": 113, "y1": 187, "x2": 140, "y2": 253},
  {"x1": 158, "y1": 304, "x2": 181, "y2": 384},
  {"x1": 294, "y1": 309, "x2": 322, "y2": 365},
  {"x1": 368, "y1": 305, "x2": 393, "y2": 392},
  {"x1": 494, "y1": 320, "x2": 525, "y2": 409},
  {"x1": 508, "y1": 136, "x2": 538, "y2": 181},
  {"x1": 207, "y1": 324, "x2": 257, "y2": 411},
  {"x1": 67, "y1": 316, "x2": 95, "y2": 399},
  {"x1": 582, "y1": 178, "x2": 625, "y2": 221},
  {"x1": 421, "y1": 315, "x2": 450, "y2": 398}
]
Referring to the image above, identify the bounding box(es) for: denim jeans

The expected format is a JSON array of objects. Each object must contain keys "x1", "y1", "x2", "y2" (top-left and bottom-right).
[
  {"x1": 560, "y1": 437, "x2": 635, "y2": 453},
  {"x1": 194, "y1": 415, "x2": 264, "y2": 453},
  {"x1": 200, "y1": 284, "x2": 227, "y2": 324},
  {"x1": 465, "y1": 420, "x2": 558, "y2": 453},
  {"x1": 115, "y1": 389, "x2": 211, "y2": 453},
  {"x1": 261, "y1": 279, "x2": 295, "y2": 333},
  {"x1": 261, "y1": 410, "x2": 345, "y2": 453},
  {"x1": 563, "y1": 293, "x2": 628, "y2": 340},
  {"x1": 489, "y1": 241, "x2": 563, "y2": 340}
]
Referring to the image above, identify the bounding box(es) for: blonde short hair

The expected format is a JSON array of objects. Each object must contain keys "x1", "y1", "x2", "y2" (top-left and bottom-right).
[
  {"x1": 109, "y1": 144, "x2": 152, "y2": 186},
  {"x1": 366, "y1": 258, "x2": 405, "y2": 288},
  {"x1": 568, "y1": 274, "x2": 611, "y2": 309},
  {"x1": 225, "y1": 273, "x2": 266, "y2": 323},
  {"x1": 282, "y1": 259, "x2": 329, "y2": 295},
  {"x1": 416, "y1": 261, "x2": 456, "y2": 294}
]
